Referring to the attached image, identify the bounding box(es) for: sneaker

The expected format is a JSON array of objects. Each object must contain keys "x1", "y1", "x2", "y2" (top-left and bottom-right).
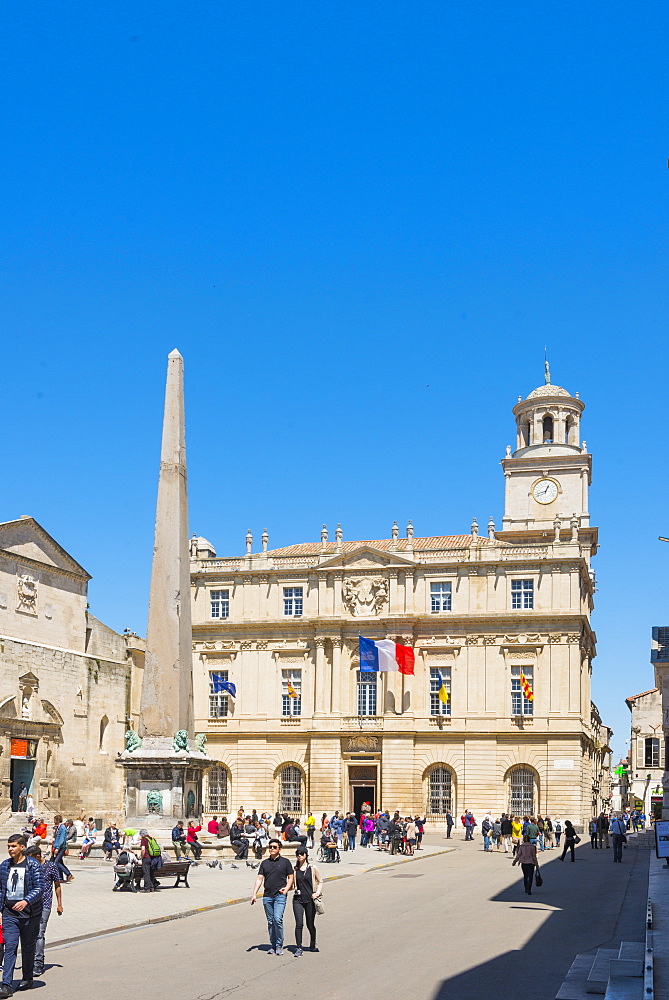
[
  {"x1": 17, "y1": 982, "x2": 33, "y2": 991},
  {"x1": 275, "y1": 948, "x2": 284, "y2": 956},
  {"x1": 294, "y1": 948, "x2": 303, "y2": 957},
  {"x1": 309, "y1": 946, "x2": 319, "y2": 953},
  {"x1": 267, "y1": 948, "x2": 275, "y2": 956},
  {"x1": 0, "y1": 985, "x2": 12, "y2": 998}
]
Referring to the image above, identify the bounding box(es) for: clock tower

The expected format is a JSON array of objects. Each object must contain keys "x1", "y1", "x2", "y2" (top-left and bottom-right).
[{"x1": 501, "y1": 366, "x2": 592, "y2": 533}]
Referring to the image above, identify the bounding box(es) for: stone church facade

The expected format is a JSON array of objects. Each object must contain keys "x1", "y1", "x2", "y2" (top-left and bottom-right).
[
  {"x1": 0, "y1": 517, "x2": 143, "y2": 821},
  {"x1": 192, "y1": 378, "x2": 610, "y2": 827}
]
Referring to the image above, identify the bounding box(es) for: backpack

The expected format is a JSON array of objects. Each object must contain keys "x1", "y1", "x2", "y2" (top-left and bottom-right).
[{"x1": 146, "y1": 837, "x2": 161, "y2": 858}]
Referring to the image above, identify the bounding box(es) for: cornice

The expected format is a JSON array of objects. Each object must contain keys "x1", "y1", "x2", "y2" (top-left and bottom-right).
[{"x1": 0, "y1": 548, "x2": 89, "y2": 583}]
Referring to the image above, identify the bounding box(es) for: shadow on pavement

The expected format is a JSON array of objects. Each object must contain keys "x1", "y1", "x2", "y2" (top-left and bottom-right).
[{"x1": 432, "y1": 835, "x2": 651, "y2": 1000}]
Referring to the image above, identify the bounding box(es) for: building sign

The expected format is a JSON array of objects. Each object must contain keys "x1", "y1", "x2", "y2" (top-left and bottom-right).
[
  {"x1": 10, "y1": 739, "x2": 37, "y2": 759},
  {"x1": 655, "y1": 821, "x2": 669, "y2": 859}
]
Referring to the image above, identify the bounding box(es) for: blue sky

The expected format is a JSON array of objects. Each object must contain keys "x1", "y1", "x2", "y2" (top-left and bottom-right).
[{"x1": 1, "y1": 1, "x2": 667, "y2": 759}]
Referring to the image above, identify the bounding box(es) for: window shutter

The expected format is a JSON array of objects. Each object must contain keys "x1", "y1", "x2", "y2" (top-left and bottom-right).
[{"x1": 637, "y1": 738, "x2": 645, "y2": 769}]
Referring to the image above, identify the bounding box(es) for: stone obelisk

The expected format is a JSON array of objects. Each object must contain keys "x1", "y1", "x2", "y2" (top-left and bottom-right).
[
  {"x1": 121, "y1": 350, "x2": 210, "y2": 828},
  {"x1": 140, "y1": 348, "x2": 193, "y2": 737}
]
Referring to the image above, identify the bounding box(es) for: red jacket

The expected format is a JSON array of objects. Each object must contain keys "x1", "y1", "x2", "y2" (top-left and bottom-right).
[{"x1": 186, "y1": 825, "x2": 201, "y2": 843}]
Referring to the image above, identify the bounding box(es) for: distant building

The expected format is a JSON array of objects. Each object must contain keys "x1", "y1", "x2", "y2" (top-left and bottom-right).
[
  {"x1": 191, "y1": 375, "x2": 610, "y2": 827},
  {"x1": 0, "y1": 517, "x2": 143, "y2": 820},
  {"x1": 625, "y1": 687, "x2": 664, "y2": 820},
  {"x1": 652, "y1": 627, "x2": 669, "y2": 819}
]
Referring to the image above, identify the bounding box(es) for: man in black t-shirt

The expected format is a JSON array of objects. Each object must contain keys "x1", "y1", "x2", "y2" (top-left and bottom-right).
[{"x1": 251, "y1": 840, "x2": 294, "y2": 955}]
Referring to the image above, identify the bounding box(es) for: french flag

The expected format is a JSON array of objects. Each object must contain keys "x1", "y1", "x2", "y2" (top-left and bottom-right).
[{"x1": 359, "y1": 635, "x2": 415, "y2": 674}]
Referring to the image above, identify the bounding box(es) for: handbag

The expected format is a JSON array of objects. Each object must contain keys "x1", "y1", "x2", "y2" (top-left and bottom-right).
[
  {"x1": 573, "y1": 835, "x2": 581, "y2": 844},
  {"x1": 535, "y1": 868, "x2": 543, "y2": 887},
  {"x1": 314, "y1": 895, "x2": 325, "y2": 915}
]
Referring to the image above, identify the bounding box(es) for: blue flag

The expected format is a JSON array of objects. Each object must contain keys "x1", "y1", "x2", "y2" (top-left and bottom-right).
[{"x1": 211, "y1": 672, "x2": 236, "y2": 697}]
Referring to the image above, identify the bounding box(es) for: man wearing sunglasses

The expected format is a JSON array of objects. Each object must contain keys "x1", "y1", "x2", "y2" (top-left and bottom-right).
[{"x1": 250, "y1": 839, "x2": 294, "y2": 955}]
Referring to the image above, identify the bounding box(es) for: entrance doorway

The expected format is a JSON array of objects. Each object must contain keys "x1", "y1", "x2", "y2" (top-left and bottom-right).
[
  {"x1": 10, "y1": 759, "x2": 35, "y2": 811},
  {"x1": 352, "y1": 785, "x2": 375, "y2": 815}
]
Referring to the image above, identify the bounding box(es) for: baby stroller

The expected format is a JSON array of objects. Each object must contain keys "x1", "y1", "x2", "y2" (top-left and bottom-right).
[{"x1": 113, "y1": 850, "x2": 139, "y2": 892}]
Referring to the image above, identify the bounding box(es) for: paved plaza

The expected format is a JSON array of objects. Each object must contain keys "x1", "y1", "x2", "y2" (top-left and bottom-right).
[{"x1": 36, "y1": 833, "x2": 651, "y2": 1000}]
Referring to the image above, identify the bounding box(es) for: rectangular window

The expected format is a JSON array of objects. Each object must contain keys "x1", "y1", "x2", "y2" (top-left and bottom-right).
[
  {"x1": 430, "y1": 667, "x2": 451, "y2": 716},
  {"x1": 210, "y1": 589, "x2": 230, "y2": 619},
  {"x1": 357, "y1": 671, "x2": 377, "y2": 717},
  {"x1": 281, "y1": 669, "x2": 302, "y2": 717},
  {"x1": 645, "y1": 737, "x2": 660, "y2": 768},
  {"x1": 283, "y1": 587, "x2": 303, "y2": 617},
  {"x1": 208, "y1": 670, "x2": 229, "y2": 719},
  {"x1": 511, "y1": 665, "x2": 534, "y2": 716},
  {"x1": 430, "y1": 582, "x2": 452, "y2": 613},
  {"x1": 511, "y1": 579, "x2": 534, "y2": 610}
]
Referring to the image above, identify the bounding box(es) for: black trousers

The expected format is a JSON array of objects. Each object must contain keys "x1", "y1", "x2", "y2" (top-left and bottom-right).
[
  {"x1": 293, "y1": 895, "x2": 316, "y2": 948},
  {"x1": 520, "y1": 863, "x2": 535, "y2": 893},
  {"x1": 2, "y1": 908, "x2": 41, "y2": 985},
  {"x1": 590, "y1": 833, "x2": 598, "y2": 848},
  {"x1": 561, "y1": 840, "x2": 575, "y2": 861},
  {"x1": 142, "y1": 856, "x2": 158, "y2": 889},
  {"x1": 231, "y1": 839, "x2": 248, "y2": 860},
  {"x1": 189, "y1": 841, "x2": 202, "y2": 859}
]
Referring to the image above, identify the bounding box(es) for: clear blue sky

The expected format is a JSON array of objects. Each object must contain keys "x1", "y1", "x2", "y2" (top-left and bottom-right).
[{"x1": 1, "y1": 2, "x2": 667, "y2": 760}]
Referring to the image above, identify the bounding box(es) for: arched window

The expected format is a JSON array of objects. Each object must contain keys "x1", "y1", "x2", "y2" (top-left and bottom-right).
[
  {"x1": 542, "y1": 415, "x2": 553, "y2": 443},
  {"x1": 207, "y1": 765, "x2": 228, "y2": 812},
  {"x1": 428, "y1": 767, "x2": 452, "y2": 815},
  {"x1": 509, "y1": 767, "x2": 535, "y2": 815},
  {"x1": 278, "y1": 765, "x2": 302, "y2": 814},
  {"x1": 565, "y1": 417, "x2": 572, "y2": 444}
]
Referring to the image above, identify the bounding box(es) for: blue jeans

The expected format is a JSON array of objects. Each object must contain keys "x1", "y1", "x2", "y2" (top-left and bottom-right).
[
  {"x1": 262, "y1": 893, "x2": 287, "y2": 950},
  {"x1": 53, "y1": 845, "x2": 71, "y2": 880},
  {"x1": 348, "y1": 835, "x2": 356, "y2": 851},
  {"x1": 2, "y1": 907, "x2": 41, "y2": 985},
  {"x1": 612, "y1": 834, "x2": 624, "y2": 862},
  {"x1": 483, "y1": 835, "x2": 491, "y2": 850}
]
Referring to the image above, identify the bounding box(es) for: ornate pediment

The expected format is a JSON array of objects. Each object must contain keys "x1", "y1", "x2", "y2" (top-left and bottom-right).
[
  {"x1": 0, "y1": 518, "x2": 90, "y2": 579},
  {"x1": 318, "y1": 545, "x2": 416, "y2": 571}
]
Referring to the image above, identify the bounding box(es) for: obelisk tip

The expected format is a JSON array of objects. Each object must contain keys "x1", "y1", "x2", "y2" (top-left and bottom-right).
[{"x1": 168, "y1": 348, "x2": 183, "y2": 359}]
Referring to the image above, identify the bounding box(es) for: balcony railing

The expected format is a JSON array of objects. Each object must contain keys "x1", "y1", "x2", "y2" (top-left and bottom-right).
[{"x1": 342, "y1": 716, "x2": 384, "y2": 730}]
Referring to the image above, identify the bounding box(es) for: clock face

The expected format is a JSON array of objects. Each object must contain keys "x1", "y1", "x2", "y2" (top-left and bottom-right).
[{"x1": 532, "y1": 478, "x2": 559, "y2": 504}]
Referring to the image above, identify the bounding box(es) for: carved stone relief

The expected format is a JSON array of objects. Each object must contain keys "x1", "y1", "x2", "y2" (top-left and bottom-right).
[
  {"x1": 342, "y1": 576, "x2": 388, "y2": 617},
  {"x1": 17, "y1": 574, "x2": 38, "y2": 615}
]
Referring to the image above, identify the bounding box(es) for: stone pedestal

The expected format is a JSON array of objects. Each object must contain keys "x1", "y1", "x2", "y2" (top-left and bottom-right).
[{"x1": 120, "y1": 737, "x2": 211, "y2": 832}]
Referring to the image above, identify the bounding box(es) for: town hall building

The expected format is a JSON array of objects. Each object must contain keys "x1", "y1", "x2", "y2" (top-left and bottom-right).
[{"x1": 191, "y1": 375, "x2": 611, "y2": 826}]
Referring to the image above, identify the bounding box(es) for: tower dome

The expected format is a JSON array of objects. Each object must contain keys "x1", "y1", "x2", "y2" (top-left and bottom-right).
[{"x1": 510, "y1": 365, "x2": 584, "y2": 456}]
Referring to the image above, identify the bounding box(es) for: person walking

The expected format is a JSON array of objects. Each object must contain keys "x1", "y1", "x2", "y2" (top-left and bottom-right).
[
  {"x1": 405, "y1": 818, "x2": 417, "y2": 856},
  {"x1": 25, "y1": 845, "x2": 62, "y2": 978},
  {"x1": 305, "y1": 813, "x2": 316, "y2": 850},
  {"x1": 462, "y1": 811, "x2": 476, "y2": 841},
  {"x1": 610, "y1": 813, "x2": 627, "y2": 863},
  {"x1": 492, "y1": 818, "x2": 502, "y2": 851},
  {"x1": 251, "y1": 839, "x2": 294, "y2": 955},
  {"x1": 481, "y1": 815, "x2": 492, "y2": 852},
  {"x1": 17, "y1": 783, "x2": 27, "y2": 814},
  {"x1": 589, "y1": 817, "x2": 599, "y2": 849},
  {"x1": 345, "y1": 813, "x2": 358, "y2": 852},
  {"x1": 511, "y1": 816, "x2": 523, "y2": 855},
  {"x1": 512, "y1": 836, "x2": 539, "y2": 895},
  {"x1": 554, "y1": 817, "x2": 562, "y2": 848},
  {"x1": 291, "y1": 847, "x2": 323, "y2": 955},
  {"x1": 559, "y1": 820, "x2": 578, "y2": 862},
  {"x1": 544, "y1": 816, "x2": 554, "y2": 849},
  {"x1": 501, "y1": 814, "x2": 513, "y2": 853},
  {"x1": 597, "y1": 813, "x2": 610, "y2": 849},
  {"x1": 0, "y1": 834, "x2": 45, "y2": 996},
  {"x1": 416, "y1": 816, "x2": 425, "y2": 850},
  {"x1": 139, "y1": 829, "x2": 160, "y2": 892},
  {"x1": 525, "y1": 817, "x2": 539, "y2": 846},
  {"x1": 445, "y1": 810, "x2": 454, "y2": 839},
  {"x1": 51, "y1": 815, "x2": 73, "y2": 883}
]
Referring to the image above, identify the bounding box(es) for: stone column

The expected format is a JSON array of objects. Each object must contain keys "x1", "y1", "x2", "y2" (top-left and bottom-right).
[
  {"x1": 314, "y1": 637, "x2": 328, "y2": 716},
  {"x1": 330, "y1": 637, "x2": 343, "y2": 716}
]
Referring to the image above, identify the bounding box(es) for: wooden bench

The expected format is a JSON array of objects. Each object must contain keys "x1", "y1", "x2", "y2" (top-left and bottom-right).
[{"x1": 132, "y1": 860, "x2": 191, "y2": 888}]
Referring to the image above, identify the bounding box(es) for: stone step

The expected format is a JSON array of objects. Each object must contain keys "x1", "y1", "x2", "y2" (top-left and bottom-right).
[
  {"x1": 607, "y1": 960, "x2": 643, "y2": 979},
  {"x1": 603, "y1": 976, "x2": 645, "y2": 1000},
  {"x1": 556, "y1": 954, "x2": 597, "y2": 1000},
  {"x1": 618, "y1": 943, "x2": 645, "y2": 964},
  {"x1": 587, "y1": 949, "x2": 620, "y2": 994}
]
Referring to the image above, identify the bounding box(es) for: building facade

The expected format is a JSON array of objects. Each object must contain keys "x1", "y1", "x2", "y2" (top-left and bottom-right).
[
  {"x1": 652, "y1": 627, "x2": 669, "y2": 819},
  {"x1": 0, "y1": 517, "x2": 143, "y2": 821},
  {"x1": 626, "y1": 686, "x2": 665, "y2": 820},
  {"x1": 192, "y1": 378, "x2": 607, "y2": 827}
]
